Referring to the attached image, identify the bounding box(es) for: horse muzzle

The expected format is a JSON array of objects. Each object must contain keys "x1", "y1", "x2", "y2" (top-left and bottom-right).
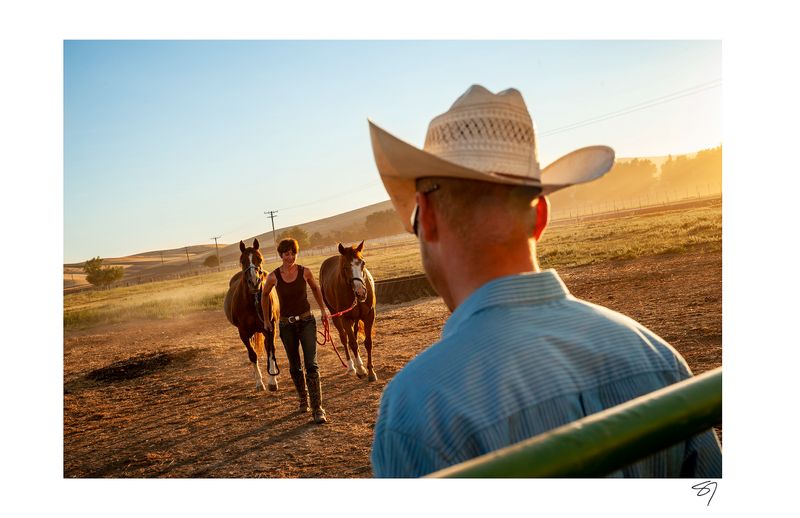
[
  {"x1": 353, "y1": 281, "x2": 367, "y2": 302},
  {"x1": 245, "y1": 267, "x2": 263, "y2": 293}
]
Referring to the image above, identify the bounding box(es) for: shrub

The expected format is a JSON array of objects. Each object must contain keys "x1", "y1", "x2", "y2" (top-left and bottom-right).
[{"x1": 83, "y1": 257, "x2": 124, "y2": 289}]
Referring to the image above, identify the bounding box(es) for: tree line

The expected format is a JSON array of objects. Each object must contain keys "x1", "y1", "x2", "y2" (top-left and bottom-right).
[
  {"x1": 275, "y1": 209, "x2": 405, "y2": 251},
  {"x1": 549, "y1": 145, "x2": 722, "y2": 207}
]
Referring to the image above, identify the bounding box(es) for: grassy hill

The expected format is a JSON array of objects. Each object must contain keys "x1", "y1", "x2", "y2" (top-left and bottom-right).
[
  {"x1": 65, "y1": 147, "x2": 720, "y2": 290},
  {"x1": 64, "y1": 201, "x2": 396, "y2": 290}
]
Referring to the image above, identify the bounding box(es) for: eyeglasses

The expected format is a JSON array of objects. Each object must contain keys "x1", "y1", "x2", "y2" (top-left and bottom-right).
[{"x1": 411, "y1": 183, "x2": 440, "y2": 237}]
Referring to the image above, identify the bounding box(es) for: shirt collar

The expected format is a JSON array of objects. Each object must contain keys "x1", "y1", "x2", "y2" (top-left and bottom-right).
[{"x1": 441, "y1": 269, "x2": 571, "y2": 340}]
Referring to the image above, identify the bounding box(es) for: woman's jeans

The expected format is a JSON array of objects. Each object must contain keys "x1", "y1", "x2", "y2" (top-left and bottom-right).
[{"x1": 279, "y1": 315, "x2": 318, "y2": 376}]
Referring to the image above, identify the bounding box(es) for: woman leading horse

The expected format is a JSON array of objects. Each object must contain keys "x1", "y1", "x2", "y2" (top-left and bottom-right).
[{"x1": 261, "y1": 238, "x2": 330, "y2": 424}]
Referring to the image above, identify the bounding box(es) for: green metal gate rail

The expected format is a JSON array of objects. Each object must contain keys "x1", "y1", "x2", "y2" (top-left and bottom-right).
[{"x1": 428, "y1": 367, "x2": 722, "y2": 478}]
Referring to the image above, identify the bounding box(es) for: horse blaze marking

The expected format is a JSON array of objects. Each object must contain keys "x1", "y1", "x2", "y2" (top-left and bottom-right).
[
  {"x1": 224, "y1": 239, "x2": 280, "y2": 392},
  {"x1": 320, "y1": 242, "x2": 378, "y2": 381}
]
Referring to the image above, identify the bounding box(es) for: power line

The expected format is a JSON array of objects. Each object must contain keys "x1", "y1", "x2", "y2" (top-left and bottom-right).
[
  {"x1": 276, "y1": 180, "x2": 384, "y2": 212},
  {"x1": 215, "y1": 182, "x2": 384, "y2": 246},
  {"x1": 540, "y1": 79, "x2": 722, "y2": 137},
  {"x1": 264, "y1": 210, "x2": 279, "y2": 243},
  {"x1": 210, "y1": 236, "x2": 222, "y2": 272},
  {"x1": 182, "y1": 81, "x2": 721, "y2": 254}
]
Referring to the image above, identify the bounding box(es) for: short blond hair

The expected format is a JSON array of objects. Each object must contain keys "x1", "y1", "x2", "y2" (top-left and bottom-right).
[{"x1": 416, "y1": 177, "x2": 541, "y2": 242}]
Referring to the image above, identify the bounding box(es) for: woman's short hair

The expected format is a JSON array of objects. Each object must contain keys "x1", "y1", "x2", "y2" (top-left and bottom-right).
[{"x1": 277, "y1": 238, "x2": 299, "y2": 255}]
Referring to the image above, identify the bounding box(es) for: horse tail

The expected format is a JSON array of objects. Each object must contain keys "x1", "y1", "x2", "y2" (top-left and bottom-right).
[{"x1": 357, "y1": 320, "x2": 365, "y2": 340}]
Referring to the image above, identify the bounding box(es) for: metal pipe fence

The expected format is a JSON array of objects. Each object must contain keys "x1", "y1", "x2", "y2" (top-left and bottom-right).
[{"x1": 429, "y1": 367, "x2": 722, "y2": 478}]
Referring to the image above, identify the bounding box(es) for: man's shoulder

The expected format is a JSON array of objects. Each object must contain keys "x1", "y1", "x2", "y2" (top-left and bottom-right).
[{"x1": 567, "y1": 296, "x2": 670, "y2": 340}]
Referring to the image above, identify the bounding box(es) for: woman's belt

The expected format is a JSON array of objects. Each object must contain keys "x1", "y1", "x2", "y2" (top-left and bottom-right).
[{"x1": 280, "y1": 311, "x2": 312, "y2": 324}]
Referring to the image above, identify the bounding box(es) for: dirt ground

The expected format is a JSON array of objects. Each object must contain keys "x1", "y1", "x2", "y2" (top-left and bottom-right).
[{"x1": 63, "y1": 250, "x2": 722, "y2": 478}]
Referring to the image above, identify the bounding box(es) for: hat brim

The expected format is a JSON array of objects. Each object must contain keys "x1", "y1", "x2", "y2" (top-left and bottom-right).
[{"x1": 369, "y1": 120, "x2": 615, "y2": 233}]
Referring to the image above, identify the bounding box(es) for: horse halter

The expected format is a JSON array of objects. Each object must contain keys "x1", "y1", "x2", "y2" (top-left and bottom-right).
[
  {"x1": 345, "y1": 258, "x2": 367, "y2": 302},
  {"x1": 245, "y1": 265, "x2": 263, "y2": 288},
  {"x1": 242, "y1": 256, "x2": 264, "y2": 293},
  {"x1": 242, "y1": 262, "x2": 267, "y2": 329}
]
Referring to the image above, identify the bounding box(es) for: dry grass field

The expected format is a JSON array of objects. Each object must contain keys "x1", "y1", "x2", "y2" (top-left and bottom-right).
[
  {"x1": 63, "y1": 202, "x2": 722, "y2": 477},
  {"x1": 64, "y1": 202, "x2": 720, "y2": 330}
]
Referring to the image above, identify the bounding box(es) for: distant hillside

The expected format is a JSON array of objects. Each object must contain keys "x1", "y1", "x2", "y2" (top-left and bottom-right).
[
  {"x1": 617, "y1": 154, "x2": 671, "y2": 169},
  {"x1": 64, "y1": 201, "x2": 396, "y2": 289},
  {"x1": 65, "y1": 147, "x2": 721, "y2": 289},
  {"x1": 257, "y1": 200, "x2": 395, "y2": 243},
  {"x1": 548, "y1": 146, "x2": 721, "y2": 214},
  {"x1": 64, "y1": 244, "x2": 223, "y2": 289}
]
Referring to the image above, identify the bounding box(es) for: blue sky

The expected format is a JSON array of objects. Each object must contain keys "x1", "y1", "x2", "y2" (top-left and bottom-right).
[{"x1": 64, "y1": 40, "x2": 721, "y2": 263}]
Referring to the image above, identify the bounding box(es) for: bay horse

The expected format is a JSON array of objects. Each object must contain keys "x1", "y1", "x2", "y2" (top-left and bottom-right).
[
  {"x1": 223, "y1": 238, "x2": 281, "y2": 391},
  {"x1": 319, "y1": 241, "x2": 377, "y2": 381}
]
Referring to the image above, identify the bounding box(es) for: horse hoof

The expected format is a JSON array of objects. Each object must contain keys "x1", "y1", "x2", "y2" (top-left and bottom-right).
[
  {"x1": 256, "y1": 385, "x2": 266, "y2": 392},
  {"x1": 268, "y1": 383, "x2": 278, "y2": 392},
  {"x1": 368, "y1": 372, "x2": 378, "y2": 382},
  {"x1": 356, "y1": 371, "x2": 367, "y2": 379},
  {"x1": 347, "y1": 368, "x2": 357, "y2": 376}
]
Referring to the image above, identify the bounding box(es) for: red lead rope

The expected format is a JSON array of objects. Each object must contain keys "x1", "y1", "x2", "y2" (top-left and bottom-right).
[{"x1": 317, "y1": 299, "x2": 358, "y2": 368}]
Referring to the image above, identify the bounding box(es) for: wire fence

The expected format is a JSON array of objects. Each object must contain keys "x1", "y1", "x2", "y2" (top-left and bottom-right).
[
  {"x1": 65, "y1": 186, "x2": 721, "y2": 294},
  {"x1": 549, "y1": 183, "x2": 721, "y2": 223}
]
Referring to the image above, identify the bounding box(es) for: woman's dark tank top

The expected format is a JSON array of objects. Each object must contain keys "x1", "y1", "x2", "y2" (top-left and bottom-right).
[{"x1": 274, "y1": 265, "x2": 311, "y2": 316}]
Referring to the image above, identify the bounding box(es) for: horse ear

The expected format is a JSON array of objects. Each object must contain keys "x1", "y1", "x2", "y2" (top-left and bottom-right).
[
  {"x1": 253, "y1": 238, "x2": 259, "y2": 250},
  {"x1": 239, "y1": 241, "x2": 246, "y2": 253},
  {"x1": 338, "y1": 243, "x2": 345, "y2": 255},
  {"x1": 356, "y1": 240, "x2": 364, "y2": 252}
]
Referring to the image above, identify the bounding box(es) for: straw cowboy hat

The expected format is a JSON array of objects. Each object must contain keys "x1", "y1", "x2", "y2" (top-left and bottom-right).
[{"x1": 368, "y1": 84, "x2": 615, "y2": 233}]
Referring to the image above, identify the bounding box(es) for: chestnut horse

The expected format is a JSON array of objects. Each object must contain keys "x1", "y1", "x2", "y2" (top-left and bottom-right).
[
  {"x1": 319, "y1": 241, "x2": 377, "y2": 381},
  {"x1": 223, "y1": 239, "x2": 281, "y2": 391}
]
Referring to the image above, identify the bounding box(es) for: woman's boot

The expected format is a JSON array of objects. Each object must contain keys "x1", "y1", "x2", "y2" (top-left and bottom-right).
[
  {"x1": 306, "y1": 371, "x2": 328, "y2": 424},
  {"x1": 290, "y1": 370, "x2": 310, "y2": 413}
]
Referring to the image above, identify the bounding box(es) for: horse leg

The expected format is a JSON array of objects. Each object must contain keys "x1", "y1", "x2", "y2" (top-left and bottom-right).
[
  {"x1": 348, "y1": 318, "x2": 367, "y2": 379},
  {"x1": 240, "y1": 328, "x2": 265, "y2": 391},
  {"x1": 364, "y1": 311, "x2": 377, "y2": 382},
  {"x1": 333, "y1": 316, "x2": 356, "y2": 375},
  {"x1": 263, "y1": 326, "x2": 278, "y2": 392}
]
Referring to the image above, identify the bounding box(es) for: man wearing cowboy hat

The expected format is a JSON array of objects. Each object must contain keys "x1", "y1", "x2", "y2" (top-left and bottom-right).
[{"x1": 368, "y1": 85, "x2": 722, "y2": 478}]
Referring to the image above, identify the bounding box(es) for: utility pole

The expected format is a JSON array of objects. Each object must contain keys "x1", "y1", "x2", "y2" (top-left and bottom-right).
[
  {"x1": 185, "y1": 247, "x2": 191, "y2": 265},
  {"x1": 160, "y1": 251, "x2": 165, "y2": 265},
  {"x1": 264, "y1": 210, "x2": 278, "y2": 244},
  {"x1": 211, "y1": 236, "x2": 222, "y2": 272}
]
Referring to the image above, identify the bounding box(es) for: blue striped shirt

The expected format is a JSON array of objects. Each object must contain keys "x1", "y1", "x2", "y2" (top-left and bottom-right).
[{"x1": 371, "y1": 269, "x2": 722, "y2": 477}]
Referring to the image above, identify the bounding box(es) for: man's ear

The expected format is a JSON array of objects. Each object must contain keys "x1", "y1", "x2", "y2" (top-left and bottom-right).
[
  {"x1": 417, "y1": 191, "x2": 438, "y2": 241},
  {"x1": 533, "y1": 195, "x2": 550, "y2": 241}
]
